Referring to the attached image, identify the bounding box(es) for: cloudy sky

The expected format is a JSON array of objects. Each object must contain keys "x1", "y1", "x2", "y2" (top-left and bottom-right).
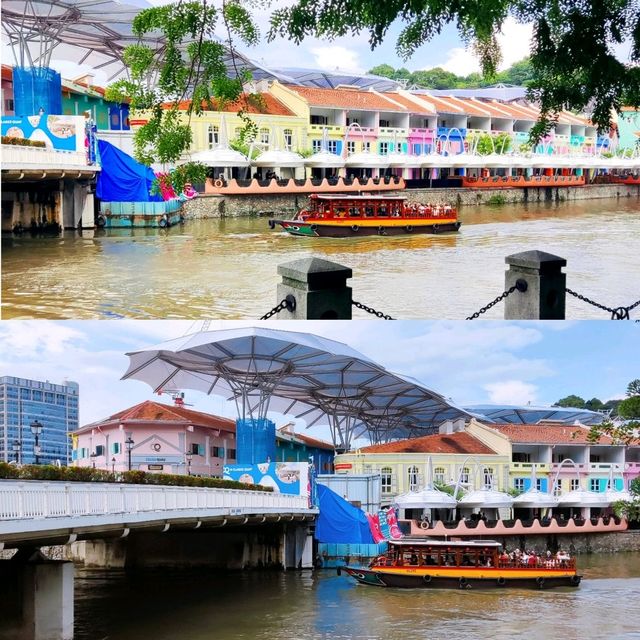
[{"x1": 0, "y1": 320, "x2": 636, "y2": 442}]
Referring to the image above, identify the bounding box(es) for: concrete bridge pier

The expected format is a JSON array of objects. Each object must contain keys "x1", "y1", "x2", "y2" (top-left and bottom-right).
[
  {"x1": 0, "y1": 551, "x2": 74, "y2": 640},
  {"x1": 283, "y1": 525, "x2": 314, "y2": 569}
]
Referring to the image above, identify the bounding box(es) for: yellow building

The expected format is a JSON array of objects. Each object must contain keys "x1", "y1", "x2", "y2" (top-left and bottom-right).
[{"x1": 334, "y1": 427, "x2": 510, "y2": 504}]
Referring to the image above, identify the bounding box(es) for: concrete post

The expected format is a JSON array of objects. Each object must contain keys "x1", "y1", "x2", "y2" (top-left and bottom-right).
[
  {"x1": 276, "y1": 257, "x2": 352, "y2": 319},
  {"x1": 504, "y1": 250, "x2": 567, "y2": 319},
  {"x1": 22, "y1": 561, "x2": 74, "y2": 640}
]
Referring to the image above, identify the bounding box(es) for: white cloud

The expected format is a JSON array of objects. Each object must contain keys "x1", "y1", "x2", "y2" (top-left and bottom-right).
[
  {"x1": 484, "y1": 380, "x2": 538, "y2": 405},
  {"x1": 310, "y1": 45, "x2": 364, "y2": 73},
  {"x1": 437, "y1": 18, "x2": 533, "y2": 75}
]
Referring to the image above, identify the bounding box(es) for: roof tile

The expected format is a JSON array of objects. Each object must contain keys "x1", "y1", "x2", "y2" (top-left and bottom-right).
[
  {"x1": 361, "y1": 432, "x2": 497, "y2": 455},
  {"x1": 484, "y1": 422, "x2": 614, "y2": 445},
  {"x1": 285, "y1": 85, "x2": 407, "y2": 112}
]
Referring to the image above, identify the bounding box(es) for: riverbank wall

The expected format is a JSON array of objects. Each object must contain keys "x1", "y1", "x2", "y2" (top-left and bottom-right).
[{"x1": 182, "y1": 183, "x2": 640, "y2": 219}]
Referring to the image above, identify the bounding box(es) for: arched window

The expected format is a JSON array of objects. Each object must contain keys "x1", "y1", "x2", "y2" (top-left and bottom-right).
[
  {"x1": 460, "y1": 467, "x2": 470, "y2": 485},
  {"x1": 381, "y1": 467, "x2": 393, "y2": 494},
  {"x1": 408, "y1": 466, "x2": 420, "y2": 492},
  {"x1": 434, "y1": 467, "x2": 445, "y2": 485},
  {"x1": 483, "y1": 467, "x2": 494, "y2": 489},
  {"x1": 260, "y1": 127, "x2": 270, "y2": 147},
  {"x1": 283, "y1": 128, "x2": 293, "y2": 150}
]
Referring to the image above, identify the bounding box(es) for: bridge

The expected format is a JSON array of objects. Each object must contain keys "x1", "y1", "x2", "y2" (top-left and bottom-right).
[{"x1": 0, "y1": 481, "x2": 317, "y2": 640}]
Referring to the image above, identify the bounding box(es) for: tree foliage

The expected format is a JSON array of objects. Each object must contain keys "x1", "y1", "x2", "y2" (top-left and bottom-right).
[
  {"x1": 368, "y1": 59, "x2": 534, "y2": 90},
  {"x1": 467, "y1": 132, "x2": 512, "y2": 154},
  {"x1": 105, "y1": 0, "x2": 261, "y2": 191},
  {"x1": 553, "y1": 395, "x2": 586, "y2": 409},
  {"x1": 269, "y1": 0, "x2": 640, "y2": 139}
]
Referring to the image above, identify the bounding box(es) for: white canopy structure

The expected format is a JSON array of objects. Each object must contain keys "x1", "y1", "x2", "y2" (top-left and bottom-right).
[
  {"x1": 304, "y1": 150, "x2": 345, "y2": 169},
  {"x1": 253, "y1": 149, "x2": 305, "y2": 168},
  {"x1": 191, "y1": 148, "x2": 250, "y2": 168},
  {"x1": 394, "y1": 488, "x2": 457, "y2": 509},
  {"x1": 512, "y1": 465, "x2": 559, "y2": 509},
  {"x1": 556, "y1": 490, "x2": 611, "y2": 508},
  {"x1": 344, "y1": 152, "x2": 390, "y2": 169},
  {"x1": 457, "y1": 488, "x2": 514, "y2": 509},
  {"x1": 122, "y1": 327, "x2": 473, "y2": 449}
]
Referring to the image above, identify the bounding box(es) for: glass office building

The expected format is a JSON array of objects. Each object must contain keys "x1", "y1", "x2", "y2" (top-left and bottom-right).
[{"x1": 0, "y1": 376, "x2": 79, "y2": 465}]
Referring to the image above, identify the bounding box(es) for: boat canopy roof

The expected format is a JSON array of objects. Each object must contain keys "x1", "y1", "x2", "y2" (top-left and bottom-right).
[
  {"x1": 388, "y1": 539, "x2": 502, "y2": 548},
  {"x1": 310, "y1": 194, "x2": 408, "y2": 201}
]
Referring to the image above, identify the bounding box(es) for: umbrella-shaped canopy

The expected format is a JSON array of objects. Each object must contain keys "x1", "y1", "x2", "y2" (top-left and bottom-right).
[
  {"x1": 394, "y1": 488, "x2": 457, "y2": 509},
  {"x1": 122, "y1": 326, "x2": 472, "y2": 447},
  {"x1": 556, "y1": 490, "x2": 611, "y2": 507},
  {"x1": 480, "y1": 153, "x2": 513, "y2": 168},
  {"x1": 512, "y1": 465, "x2": 558, "y2": 508},
  {"x1": 344, "y1": 152, "x2": 390, "y2": 169},
  {"x1": 304, "y1": 150, "x2": 345, "y2": 168},
  {"x1": 191, "y1": 147, "x2": 250, "y2": 167},
  {"x1": 253, "y1": 149, "x2": 304, "y2": 168},
  {"x1": 457, "y1": 488, "x2": 514, "y2": 509},
  {"x1": 1, "y1": 0, "x2": 275, "y2": 83}
]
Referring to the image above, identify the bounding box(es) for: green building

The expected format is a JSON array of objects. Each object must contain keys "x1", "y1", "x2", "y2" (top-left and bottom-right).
[{"x1": 618, "y1": 107, "x2": 640, "y2": 151}]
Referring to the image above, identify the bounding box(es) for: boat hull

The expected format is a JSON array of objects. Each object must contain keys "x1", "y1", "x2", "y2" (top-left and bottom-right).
[
  {"x1": 341, "y1": 566, "x2": 582, "y2": 590},
  {"x1": 270, "y1": 219, "x2": 461, "y2": 237}
]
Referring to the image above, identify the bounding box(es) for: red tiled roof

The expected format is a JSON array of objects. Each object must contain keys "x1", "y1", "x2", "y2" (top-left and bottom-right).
[
  {"x1": 483, "y1": 422, "x2": 614, "y2": 445},
  {"x1": 420, "y1": 94, "x2": 466, "y2": 114},
  {"x1": 285, "y1": 85, "x2": 407, "y2": 112},
  {"x1": 441, "y1": 96, "x2": 493, "y2": 117},
  {"x1": 382, "y1": 93, "x2": 436, "y2": 115},
  {"x1": 360, "y1": 432, "x2": 497, "y2": 455},
  {"x1": 170, "y1": 93, "x2": 294, "y2": 116},
  {"x1": 77, "y1": 400, "x2": 236, "y2": 433}
]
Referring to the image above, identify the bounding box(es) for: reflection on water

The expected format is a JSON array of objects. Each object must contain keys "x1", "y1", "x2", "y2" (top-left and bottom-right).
[
  {"x1": 74, "y1": 553, "x2": 640, "y2": 640},
  {"x1": 2, "y1": 198, "x2": 639, "y2": 319}
]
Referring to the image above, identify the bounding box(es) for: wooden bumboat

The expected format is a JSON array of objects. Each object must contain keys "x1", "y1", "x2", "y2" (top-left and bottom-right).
[
  {"x1": 268, "y1": 194, "x2": 461, "y2": 237},
  {"x1": 340, "y1": 539, "x2": 581, "y2": 590}
]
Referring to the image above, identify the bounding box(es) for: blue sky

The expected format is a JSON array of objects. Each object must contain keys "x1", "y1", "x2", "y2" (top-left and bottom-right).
[{"x1": 0, "y1": 320, "x2": 636, "y2": 442}]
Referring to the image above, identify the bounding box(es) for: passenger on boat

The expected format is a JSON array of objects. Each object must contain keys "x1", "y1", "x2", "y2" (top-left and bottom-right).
[{"x1": 410, "y1": 553, "x2": 418, "y2": 565}]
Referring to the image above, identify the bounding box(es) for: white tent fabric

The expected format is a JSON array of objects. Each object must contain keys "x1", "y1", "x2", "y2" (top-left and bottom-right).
[
  {"x1": 394, "y1": 488, "x2": 457, "y2": 509},
  {"x1": 344, "y1": 152, "x2": 390, "y2": 168},
  {"x1": 556, "y1": 490, "x2": 611, "y2": 507},
  {"x1": 457, "y1": 488, "x2": 514, "y2": 508},
  {"x1": 304, "y1": 150, "x2": 345, "y2": 168},
  {"x1": 191, "y1": 148, "x2": 250, "y2": 167},
  {"x1": 254, "y1": 149, "x2": 304, "y2": 168}
]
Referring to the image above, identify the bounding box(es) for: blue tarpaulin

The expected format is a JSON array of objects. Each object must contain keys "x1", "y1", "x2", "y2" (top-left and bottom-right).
[
  {"x1": 315, "y1": 484, "x2": 374, "y2": 544},
  {"x1": 96, "y1": 140, "x2": 162, "y2": 202}
]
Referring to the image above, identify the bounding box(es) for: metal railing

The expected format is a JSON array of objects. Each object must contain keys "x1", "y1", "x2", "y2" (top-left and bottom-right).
[
  {"x1": 0, "y1": 480, "x2": 310, "y2": 521},
  {"x1": 1, "y1": 144, "x2": 90, "y2": 167}
]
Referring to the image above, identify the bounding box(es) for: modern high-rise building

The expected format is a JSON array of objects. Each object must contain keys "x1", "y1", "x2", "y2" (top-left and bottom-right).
[{"x1": 0, "y1": 376, "x2": 79, "y2": 465}]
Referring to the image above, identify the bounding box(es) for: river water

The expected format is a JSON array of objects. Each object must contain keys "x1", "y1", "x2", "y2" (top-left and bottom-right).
[
  {"x1": 74, "y1": 553, "x2": 640, "y2": 640},
  {"x1": 2, "y1": 198, "x2": 639, "y2": 320}
]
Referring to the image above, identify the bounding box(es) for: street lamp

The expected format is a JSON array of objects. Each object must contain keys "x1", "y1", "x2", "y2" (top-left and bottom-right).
[
  {"x1": 125, "y1": 436, "x2": 134, "y2": 471},
  {"x1": 185, "y1": 451, "x2": 193, "y2": 476},
  {"x1": 90, "y1": 452, "x2": 97, "y2": 469},
  {"x1": 12, "y1": 440, "x2": 21, "y2": 464},
  {"x1": 111, "y1": 457, "x2": 116, "y2": 474},
  {"x1": 30, "y1": 420, "x2": 43, "y2": 465}
]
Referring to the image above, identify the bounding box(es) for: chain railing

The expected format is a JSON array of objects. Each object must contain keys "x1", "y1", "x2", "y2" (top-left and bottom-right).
[
  {"x1": 260, "y1": 295, "x2": 296, "y2": 320},
  {"x1": 466, "y1": 280, "x2": 528, "y2": 320},
  {"x1": 352, "y1": 300, "x2": 395, "y2": 320},
  {"x1": 565, "y1": 289, "x2": 640, "y2": 320}
]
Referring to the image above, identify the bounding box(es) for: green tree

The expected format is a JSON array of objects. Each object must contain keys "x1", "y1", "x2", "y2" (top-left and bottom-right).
[
  {"x1": 105, "y1": 0, "x2": 261, "y2": 191},
  {"x1": 271, "y1": 0, "x2": 640, "y2": 138},
  {"x1": 409, "y1": 67, "x2": 460, "y2": 90},
  {"x1": 619, "y1": 396, "x2": 640, "y2": 420},
  {"x1": 553, "y1": 395, "x2": 586, "y2": 409},
  {"x1": 627, "y1": 379, "x2": 640, "y2": 396},
  {"x1": 369, "y1": 64, "x2": 397, "y2": 79},
  {"x1": 584, "y1": 397, "x2": 604, "y2": 412}
]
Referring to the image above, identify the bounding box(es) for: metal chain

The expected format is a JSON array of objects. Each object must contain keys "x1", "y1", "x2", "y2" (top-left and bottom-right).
[
  {"x1": 352, "y1": 300, "x2": 395, "y2": 320},
  {"x1": 259, "y1": 295, "x2": 296, "y2": 320},
  {"x1": 566, "y1": 288, "x2": 640, "y2": 320},
  {"x1": 466, "y1": 285, "x2": 519, "y2": 320}
]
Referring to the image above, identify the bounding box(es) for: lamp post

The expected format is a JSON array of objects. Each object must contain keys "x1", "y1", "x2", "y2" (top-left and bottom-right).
[
  {"x1": 111, "y1": 457, "x2": 116, "y2": 474},
  {"x1": 186, "y1": 451, "x2": 193, "y2": 476},
  {"x1": 30, "y1": 420, "x2": 43, "y2": 465},
  {"x1": 12, "y1": 440, "x2": 21, "y2": 464},
  {"x1": 125, "y1": 437, "x2": 134, "y2": 471},
  {"x1": 90, "y1": 452, "x2": 97, "y2": 469}
]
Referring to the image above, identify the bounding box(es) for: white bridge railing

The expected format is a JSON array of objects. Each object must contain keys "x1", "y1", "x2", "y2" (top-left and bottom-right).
[{"x1": 0, "y1": 481, "x2": 310, "y2": 521}]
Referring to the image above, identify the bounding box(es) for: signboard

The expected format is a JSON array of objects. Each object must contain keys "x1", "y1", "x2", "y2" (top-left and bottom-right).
[
  {"x1": 334, "y1": 463, "x2": 353, "y2": 471},
  {"x1": 148, "y1": 464, "x2": 164, "y2": 471},
  {"x1": 223, "y1": 462, "x2": 309, "y2": 497},
  {"x1": 2, "y1": 114, "x2": 85, "y2": 152}
]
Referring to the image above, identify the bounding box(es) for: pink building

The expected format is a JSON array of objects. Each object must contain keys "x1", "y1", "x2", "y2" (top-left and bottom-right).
[{"x1": 72, "y1": 400, "x2": 237, "y2": 476}]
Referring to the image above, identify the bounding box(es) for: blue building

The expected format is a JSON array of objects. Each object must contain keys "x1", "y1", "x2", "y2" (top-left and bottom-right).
[
  {"x1": 276, "y1": 423, "x2": 335, "y2": 473},
  {"x1": 0, "y1": 376, "x2": 79, "y2": 465}
]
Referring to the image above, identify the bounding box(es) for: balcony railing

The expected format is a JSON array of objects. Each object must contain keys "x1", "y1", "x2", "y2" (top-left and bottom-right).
[
  {"x1": 309, "y1": 124, "x2": 345, "y2": 134},
  {"x1": 408, "y1": 127, "x2": 435, "y2": 137},
  {"x1": 511, "y1": 462, "x2": 551, "y2": 471},
  {"x1": 0, "y1": 480, "x2": 310, "y2": 521},
  {"x1": 1, "y1": 144, "x2": 90, "y2": 167},
  {"x1": 378, "y1": 126, "x2": 409, "y2": 137},
  {"x1": 437, "y1": 127, "x2": 467, "y2": 138}
]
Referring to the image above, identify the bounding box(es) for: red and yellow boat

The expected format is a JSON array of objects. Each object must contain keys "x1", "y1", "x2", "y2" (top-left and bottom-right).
[
  {"x1": 268, "y1": 194, "x2": 461, "y2": 237},
  {"x1": 340, "y1": 539, "x2": 581, "y2": 590}
]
